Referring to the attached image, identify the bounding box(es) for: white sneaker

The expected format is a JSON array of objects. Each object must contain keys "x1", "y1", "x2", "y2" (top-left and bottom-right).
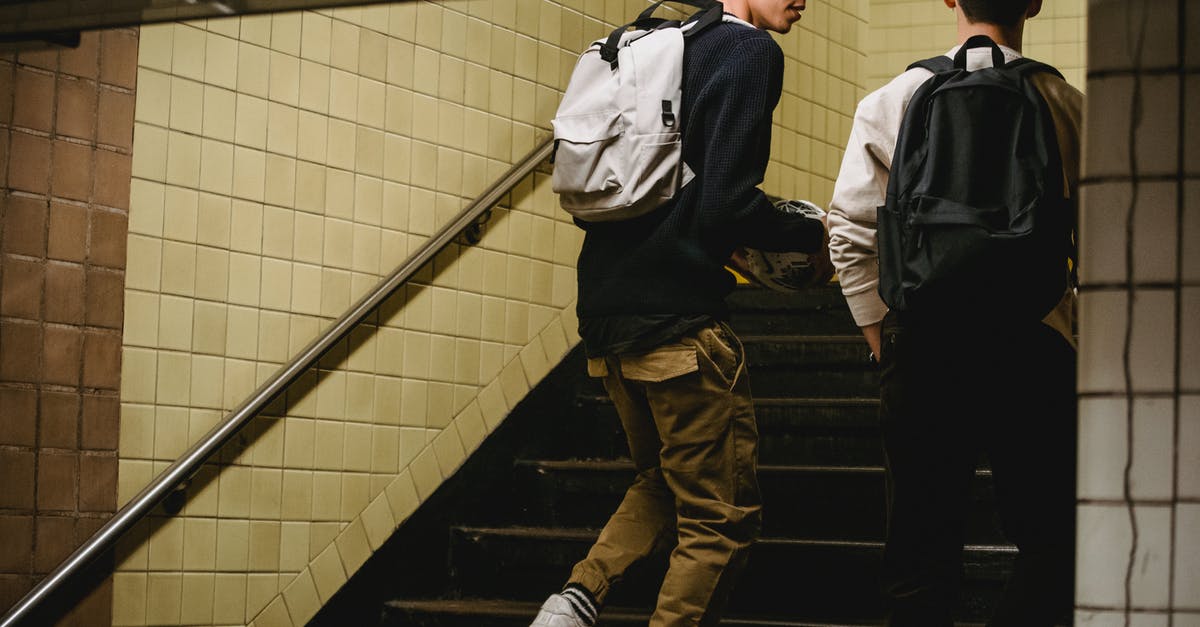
[{"x1": 530, "y1": 592, "x2": 594, "y2": 627}]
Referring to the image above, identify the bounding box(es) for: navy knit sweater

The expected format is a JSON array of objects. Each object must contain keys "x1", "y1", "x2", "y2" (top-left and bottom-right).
[{"x1": 576, "y1": 19, "x2": 824, "y2": 354}]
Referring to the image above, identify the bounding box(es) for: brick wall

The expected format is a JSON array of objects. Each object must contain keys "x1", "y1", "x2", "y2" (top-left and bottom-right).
[{"x1": 0, "y1": 27, "x2": 138, "y2": 626}]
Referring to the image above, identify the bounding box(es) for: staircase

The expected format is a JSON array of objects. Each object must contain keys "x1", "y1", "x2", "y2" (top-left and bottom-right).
[{"x1": 312, "y1": 286, "x2": 1012, "y2": 627}]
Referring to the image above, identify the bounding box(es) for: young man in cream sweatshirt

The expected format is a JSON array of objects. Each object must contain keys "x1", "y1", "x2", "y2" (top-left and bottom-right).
[{"x1": 827, "y1": 1, "x2": 1081, "y2": 625}]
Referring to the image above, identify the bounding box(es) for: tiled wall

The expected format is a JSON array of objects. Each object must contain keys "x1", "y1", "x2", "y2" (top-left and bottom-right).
[
  {"x1": 111, "y1": 0, "x2": 865, "y2": 624},
  {"x1": 1075, "y1": 0, "x2": 1199, "y2": 623},
  {"x1": 865, "y1": 0, "x2": 1087, "y2": 92},
  {"x1": 0, "y1": 28, "x2": 138, "y2": 626}
]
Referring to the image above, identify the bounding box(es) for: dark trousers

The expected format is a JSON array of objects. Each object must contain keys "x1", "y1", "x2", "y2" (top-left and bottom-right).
[{"x1": 878, "y1": 312, "x2": 1077, "y2": 627}]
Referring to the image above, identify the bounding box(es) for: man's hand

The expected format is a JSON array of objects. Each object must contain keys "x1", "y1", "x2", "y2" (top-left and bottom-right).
[
  {"x1": 804, "y1": 215, "x2": 835, "y2": 287},
  {"x1": 861, "y1": 322, "x2": 882, "y2": 361}
]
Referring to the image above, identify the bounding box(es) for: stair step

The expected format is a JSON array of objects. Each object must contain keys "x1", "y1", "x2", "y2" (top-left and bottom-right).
[
  {"x1": 382, "y1": 598, "x2": 976, "y2": 627},
  {"x1": 566, "y1": 396, "x2": 883, "y2": 465},
  {"x1": 508, "y1": 460, "x2": 1004, "y2": 542},
  {"x1": 446, "y1": 527, "x2": 1012, "y2": 621},
  {"x1": 726, "y1": 286, "x2": 859, "y2": 336}
]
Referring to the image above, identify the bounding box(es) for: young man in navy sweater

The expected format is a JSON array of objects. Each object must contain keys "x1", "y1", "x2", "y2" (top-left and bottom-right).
[{"x1": 532, "y1": 0, "x2": 828, "y2": 625}]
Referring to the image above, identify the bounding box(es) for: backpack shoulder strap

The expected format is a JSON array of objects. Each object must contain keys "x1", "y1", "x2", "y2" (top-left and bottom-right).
[
  {"x1": 907, "y1": 55, "x2": 954, "y2": 74},
  {"x1": 1006, "y1": 57, "x2": 1066, "y2": 81}
]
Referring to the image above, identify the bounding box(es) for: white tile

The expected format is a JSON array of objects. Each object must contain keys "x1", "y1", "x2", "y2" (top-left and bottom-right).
[
  {"x1": 1078, "y1": 397, "x2": 1174, "y2": 501},
  {"x1": 1079, "y1": 182, "x2": 1131, "y2": 285},
  {"x1": 1083, "y1": 76, "x2": 1134, "y2": 179},
  {"x1": 1077, "y1": 503, "x2": 1172, "y2": 609},
  {"x1": 1135, "y1": 75, "x2": 1181, "y2": 177},
  {"x1": 1185, "y1": 182, "x2": 1200, "y2": 282},
  {"x1": 1177, "y1": 503, "x2": 1200, "y2": 610},
  {"x1": 1176, "y1": 612, "x2": 1200, "y2": 627},
  {"x1": 1074, "y1": 610, "x2": 1168, "y2": 627},
  {"x1": 1183, "y1": 395, "x2": 1200, "y2": 500},
  {"x1": 1185, "y1": 288, "x2": 1200, "y2": 391},
  {"x1": 1082, "y1": 289, "x2": 1178, "y2": 394}
]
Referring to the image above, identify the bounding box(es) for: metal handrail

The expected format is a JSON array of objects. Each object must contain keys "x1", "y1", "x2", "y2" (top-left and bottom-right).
[{"x1": 0, "y1": 138, "x2": 556, "y2": 627}]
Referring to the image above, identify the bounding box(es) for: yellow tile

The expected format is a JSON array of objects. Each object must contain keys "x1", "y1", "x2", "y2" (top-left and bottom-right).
[
  {"x1": 489, "y1": 31, "x2": 515, "y2": 80},
  {"x1": 203, "y1": 85, "x2": 237, "y2": 143},
  {"x1": 383, "y1": 134, "x2": 411, "y2": 184},
  {"x1": 322, "y1": 169, "x2": 354, "y2": 220},
  {"x1": 384, "y1": 469, "x2": 420, "y2": 522},
  {"x1": 271, "y1": 12, "x2": 302, "y2": 55},
  {"x1": 356, "y1": 127, "x2": 384, "y2": 177},
  {"x1": 181, "y1": 516, "x2": 217, "y2": 570},
  {"x1": 138, "y1": 23, "x2": 174, "y2": 73},
  {"x1": 300, "y1": 11, "x2": 332, "y2": 63},
  {"x1": 169, "y1": 75, "x2": 204, "y2": 134},
  {"x1": 283, "y1": 417, "x2": 315, "y2": 469},
  {"x1": 237, "y1": 41, "x2": 271, "y2": 99},
  {"x1": 409, "y1": 446, "x2": 443, "y2": 500},
  {"x1": 264, "y1": 154, "x2": 297, "y2": 208},
  {"x1": 179, "y1": 573, "x2": 215, "y2": 625},
  {"x1": 395, "y1": 379, "x2": 424, "y2": 428},
  {"x1": 346, "y1": 225, "x2": 380, "y2": 276},
  {"x1": 329, "y1": 20, "x2": 361, "y2": 72},
  {"x1": 290, "y1": 263, "x2": 322, "y2": 315},
  {"x1": 384, "y1": 85, "x2": 412, "y2": 137},
  {"x1": 212, "y1": 573, "x2": 248, "y2": 625},
  {"x1": 326, "y1": 119, "x2": 357, "y2": 170},
  {"x1": 320, "y1": 219, "x2": 352, "y2": 271},
  {"x1": 370, "y1": 424, "x2": 399, "y2": 472},
  {"x1": 269, "y1": 50, "x2": 301, "y2": 106},
  {"x1": 160, "y1": 240, "x2": 196, "y2": 297},
  {"x1": 358, "y1": 78, "x2": 386, "y2": 130},
  {"x1": 297, "y1": 61, "x2": 330, "y2": 115},
  {"x1": 213, "y1": 516, "x2": 250, "y2": 571},
  {"x1": 409, "y1": 141, "x2": 437, "y2": 191},
  {"x1": 165, "y1": 130, "x2": 202, "y2": 188},
  {"x1": 121, "y1": 347, "x2": 158, "y2": 405},
  {"x1": 245, "y1": 572, "x2": 279, "y2": 621},
  {"x1": 441, "y1": 9, "x2": 467, "y2": 57},
  {"x1": 343, "y1": 423, "x2": 373, "y2": 472},
  {"x1": 111, "y1": 571, "x2": 146, "y2": 621},
  {"x1": 233, "y1": 146, "x2": 267, "y2": 202},
  {"x1": 387, "y1": 2, "x2": 417, "y2": 40},
  {"x1": 309, "y1": 543, "x2": 347, "y2": 603},
  {"x1": 196, "y1": 139, "x2": 234, "y2": 195},
  {"x1": 279, "y1": 520, "x2": 311, "y2": 570},
  {"x1": 313, "y1": 419, "x2": 345, "y2": 468},
  {"x1": 360, "y1": 492, "x2": 395, "y2": 550},
  {"x1": 134, "y1": 71, "x2": 168, "y2": 131},
  {"x1": 122, "y1": 290, "x2": 159, "y2": 348},
  {"x1": 427, "y1": 380, "x2": 454, "y2": 428},
  {"x1": 224, "y1": 305, "x2": 259, "y2": 361},
  {"x1": 385, "y1": 40, "x2": 414, "y2": 90},
  {"x1": 262, "y1": 106, "x2": 298, "y2": 158},
  {"x1": 227, "y1": 252, "x2": 262, "y2": 307},
  {"x1": 132, "y1": 121, "x2": 168, "y2": 180},
  {"x1": 311, "y1": 471, "x2": 342, "y2": 520},
  {"x1": 334, "y1": 517, "x2": 372, "y2": 575},
  {"x1": 157, "y1": 294, "x2": 194, "y2": 351},
  {"x1": 357, "y1": 29, "x2": 387, "y2": 82},
  {"x1": 505, "y1": 300, "x2": 530, "y2": 345},
  {"x1": 412, "y1": 47, "x2": 440, "y2": 98},
  {"x1": 223, "y1": 358, "x2": 258, "y2": 411},
  {"x1": 145, "y1": 572, "x2": 182, "y2": 625},
  {"x1": 260, "y1": 206, "x2": 295, "y2": 261},
  {"x1": 248, "y1": 519, "x2": 282, "y2": 569},
  {"x1": 193, "y1": 246, "x2": 229, "y2": 303},
  {"x1": 488, "y1": 72, "x2": 513, "y2": 117},
  {"x1": 280, "y1": 469, "x2": 313, "y2": 520},
  {"x1": 330, "y1": 73, "x2": 362, "y2": 128},
  {"x1": 435, "y1": 146, "x2": 463, "y2": 194},
  {"x1": 437, "y1": 56, "x2": 465, "y2": 104},
  {"x1": 147, "y1": 515, "x2": 185, "y2": 570},
  {"x1": 171, "y1": 23, "x2": 206, "y2": 80},
  {"x1": 454, "y1": 339, "x2": 481, "y2": 385},
  {"x1": 455, "y1": 400, "x2": 488, "y2": 452},
  {"x1": 236, "y1": 93, "x2": 269, "y2": 150},
  {"x1": 499, "y1": 357, "x2": 531, "y2": 409},
  {"x1": 432, "y1": 423, "x2": 466, "y2": 476},
  {"x1": 281, "y1": 569, "x2": 321, "y2": 626},
  {"x1": 295, "y1": 161, "x2": 327, "y2": 214},
  {"x1": 463, "y1": 63, "x2": 490, "y2": 113},
  {"x1": 250, "y1": 468, "x2": 283, "y2": 520},
  {"x1": 379, "y1": 227, "x2": 407, "y2": 273},
  {"x1": 217, "y1": 464, "x2": 252, "y2": 519},
  {"x1": 241, "y1": 14, "x2": 273, "y2": 46}
]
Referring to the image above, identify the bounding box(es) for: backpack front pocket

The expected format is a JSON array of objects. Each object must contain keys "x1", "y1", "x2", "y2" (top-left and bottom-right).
[{"x1": 551, "y1": 110, "x2": 626, "y2": 195}]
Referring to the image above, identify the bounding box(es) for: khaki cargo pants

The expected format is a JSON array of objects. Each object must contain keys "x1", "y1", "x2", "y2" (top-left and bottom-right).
[{"x1": 568, "y1": 321, "x2": 762, "y2": 626}]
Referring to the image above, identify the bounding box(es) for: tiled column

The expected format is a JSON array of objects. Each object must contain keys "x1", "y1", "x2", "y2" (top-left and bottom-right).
[
  {"x1": 1076, "y1": 0, "x2": 1199, "y2": 623},
  {"x1": 0, "y1": 28, "x2": 137, "y2": 626}
]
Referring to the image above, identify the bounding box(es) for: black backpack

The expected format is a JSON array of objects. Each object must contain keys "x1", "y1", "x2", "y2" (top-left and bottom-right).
[{"x1": 877, "y1": 35, "x2": 1074, "y2": 322}]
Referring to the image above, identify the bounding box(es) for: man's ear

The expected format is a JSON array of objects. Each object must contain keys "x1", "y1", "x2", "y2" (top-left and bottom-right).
[{"x1": 1027, "y1": 0, "x2": 1043, "y2": 18}]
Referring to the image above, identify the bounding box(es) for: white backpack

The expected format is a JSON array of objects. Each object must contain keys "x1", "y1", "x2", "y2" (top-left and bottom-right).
[{"x1": 551, "y1": 0, "x2": 741, "y2": 222}]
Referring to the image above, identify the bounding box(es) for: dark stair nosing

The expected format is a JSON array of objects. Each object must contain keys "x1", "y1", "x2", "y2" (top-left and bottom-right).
[
  {"x1": 515, "y1": 459, "x2": 993, "y2": 478},
  {"x1": 383, "y1": 598, "x2": 988, "y2": 627},
  {"x1": 450, "y1": 526, "x2": 1015, "y2": 556}
]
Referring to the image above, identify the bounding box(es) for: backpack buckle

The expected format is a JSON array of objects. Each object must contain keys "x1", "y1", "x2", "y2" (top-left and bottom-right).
[{"x1": 661, "y1": 100, "x2": 675, "y2": 127}]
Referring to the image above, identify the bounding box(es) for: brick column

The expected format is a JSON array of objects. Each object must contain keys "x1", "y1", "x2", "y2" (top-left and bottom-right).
[{"x1": 0, "y1": 27, "x2": 137, "y2": 626}]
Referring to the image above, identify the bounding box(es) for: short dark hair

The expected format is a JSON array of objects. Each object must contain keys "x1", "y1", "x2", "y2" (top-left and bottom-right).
[{"x1": 958, "y1": 0, "x2": 1032, "y2": 28}]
